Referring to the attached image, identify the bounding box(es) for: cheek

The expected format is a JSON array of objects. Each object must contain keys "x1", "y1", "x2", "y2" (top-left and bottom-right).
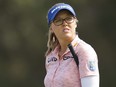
[
  {"x1": 70, "y1": 23, "x2": 77, "y2": 34},
  {"x1": 71, "y1": 23, "x2": 77, "y2": 30},
  {"x1": 51, "y1": 24, "x2": 56, "y2": 32},
  {"x1": 51, "y1": 26, "x2": 59, "y2": 36}
]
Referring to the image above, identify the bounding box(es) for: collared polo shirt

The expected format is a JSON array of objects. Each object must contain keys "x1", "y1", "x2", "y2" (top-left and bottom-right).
[{"x1": 44, "y1": 35, "x2": 99, "y2": 87}]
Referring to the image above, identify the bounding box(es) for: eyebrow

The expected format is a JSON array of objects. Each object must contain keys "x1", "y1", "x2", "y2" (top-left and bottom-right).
[{"x1": 54, "y1": 15, "x2": 73, "y2": 20}]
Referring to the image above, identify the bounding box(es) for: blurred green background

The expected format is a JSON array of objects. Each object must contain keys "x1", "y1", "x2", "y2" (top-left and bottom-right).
[{"x1": 0, "y1": 0, "x2": 116, "y2": 87}]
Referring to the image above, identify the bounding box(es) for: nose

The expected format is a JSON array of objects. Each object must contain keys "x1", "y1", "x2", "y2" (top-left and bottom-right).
[{"x1": 62, "y1": 20, "x2": 68, "y2": 25}]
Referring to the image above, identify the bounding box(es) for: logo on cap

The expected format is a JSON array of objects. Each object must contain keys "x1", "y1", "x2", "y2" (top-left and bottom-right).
[{"x1": 51, "y1": 5, "x2": 72, "y2": 14}]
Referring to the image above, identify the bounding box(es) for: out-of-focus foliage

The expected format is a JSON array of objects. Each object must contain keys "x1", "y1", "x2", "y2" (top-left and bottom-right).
[{"x1": 0, "y1": 0, "x2": 116, "y2": 87}]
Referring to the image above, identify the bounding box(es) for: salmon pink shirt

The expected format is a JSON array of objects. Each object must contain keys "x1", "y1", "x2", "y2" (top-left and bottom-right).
[{"x1": 44, "y1": 35, "x2": 99, "y2": 87}]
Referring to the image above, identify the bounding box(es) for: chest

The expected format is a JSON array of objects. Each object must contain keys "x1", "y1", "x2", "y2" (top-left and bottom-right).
[
  {"x1": 45, "y1": 54, "x2": 81, "y2": 87},
  {"x1": 46, "y1": 54, "x2": 79, "y2": 77}
]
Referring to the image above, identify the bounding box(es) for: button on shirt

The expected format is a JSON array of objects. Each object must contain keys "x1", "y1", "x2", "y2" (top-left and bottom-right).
[{"x1": 44, "y1": 35, "x2": 99, "y2": 87}]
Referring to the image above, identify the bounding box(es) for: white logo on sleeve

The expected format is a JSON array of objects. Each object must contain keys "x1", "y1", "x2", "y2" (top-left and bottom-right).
[{"x1": 88, "y1": 61, "x2": 96, "y2": 71}]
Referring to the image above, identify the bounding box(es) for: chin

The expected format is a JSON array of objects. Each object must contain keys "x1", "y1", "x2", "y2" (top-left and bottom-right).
[{"x1": 63, "y1": 34, "x2": 73, "y2": 40}]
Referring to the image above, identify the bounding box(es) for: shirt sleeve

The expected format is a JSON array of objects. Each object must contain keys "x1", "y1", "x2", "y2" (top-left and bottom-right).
[{"x1": 78, "y1": 43, "x2": 99, "y2": 78}]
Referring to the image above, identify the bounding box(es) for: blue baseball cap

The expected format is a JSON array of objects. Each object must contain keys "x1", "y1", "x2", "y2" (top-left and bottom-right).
[{"x1": 47, "y1": 3, "x2": 76, "y2": 25}]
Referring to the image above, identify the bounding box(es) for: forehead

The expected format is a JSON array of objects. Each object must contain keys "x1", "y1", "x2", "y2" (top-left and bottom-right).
[{"x1": 55, "y1": 10, "x2": 73, "y2": 18}]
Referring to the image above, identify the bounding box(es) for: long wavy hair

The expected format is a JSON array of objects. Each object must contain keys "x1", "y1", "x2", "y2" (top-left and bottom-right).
[{"x1": 45, "y1": 27, "x2": 59, "y2": 56}]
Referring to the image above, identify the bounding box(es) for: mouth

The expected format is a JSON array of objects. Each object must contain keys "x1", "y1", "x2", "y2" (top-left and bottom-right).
[{"x1": 63, "y1": 28, "x2": 70, "y2": 32}]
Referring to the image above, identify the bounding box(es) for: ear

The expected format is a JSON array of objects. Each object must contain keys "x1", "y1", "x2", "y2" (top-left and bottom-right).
[
  {"x1": 50, "y1": 27, "x2": 54, "y2": 33},
  {"x1": 75, "y1": 18, "x2": 79, "y2": 24},
  {"x1": 75, "y1": 18, "x2": 79, "y2": 27},
  {"x1": 76, "y1": 20, "x2": 79, "y2": 23}
]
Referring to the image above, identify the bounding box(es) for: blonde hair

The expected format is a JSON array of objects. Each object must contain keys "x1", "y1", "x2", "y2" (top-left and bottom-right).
[{"x1": 45, "y1": 27, "x2": 59, "y2": 56}]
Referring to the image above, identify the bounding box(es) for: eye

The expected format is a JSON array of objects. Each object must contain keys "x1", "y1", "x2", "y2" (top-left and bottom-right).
[
  {"x1": 65, "y1": 17, "x2": 73, "y2": 21},
  {"x1": 54, "y1": 19, "x2": 62, "y2": 23}
]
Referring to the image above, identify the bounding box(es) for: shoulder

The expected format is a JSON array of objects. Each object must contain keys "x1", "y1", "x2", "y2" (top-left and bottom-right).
[
  {"x1": 74, "y1": 35, "x2": 96, "y2": 54},
  {"x1": 77, "y1": 39, "x2": 97, "y2": 60},
  {"x1": 78, "y1": 39, "x2": 94, "y2": 51}
]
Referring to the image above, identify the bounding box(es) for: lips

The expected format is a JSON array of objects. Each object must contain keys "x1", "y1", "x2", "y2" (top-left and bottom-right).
[{"x1": 63, "y1": 28, "x2": 70, "y2": 32}]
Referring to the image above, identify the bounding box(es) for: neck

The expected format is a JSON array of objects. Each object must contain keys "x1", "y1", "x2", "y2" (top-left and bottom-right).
[
  {"x1": 59, "y1": 34, "x2": 76, "y2": 47},
  {"x1": 58, "y1": 35, "x2": 76, "y2": 57}
]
